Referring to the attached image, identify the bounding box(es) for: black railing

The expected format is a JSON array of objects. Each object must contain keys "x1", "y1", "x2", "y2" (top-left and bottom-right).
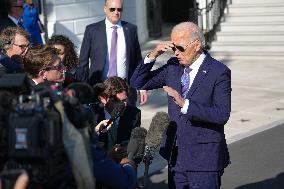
[{"x1": 189, "y1": 0, "x2": 231, "y2": 49}]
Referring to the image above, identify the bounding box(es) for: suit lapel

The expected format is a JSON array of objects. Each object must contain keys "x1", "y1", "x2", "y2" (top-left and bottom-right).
[
  {"x1": 169, "y1": 58, "x2": 184, "y2": 94},
  {"x1": 187, "y1": 54, "x2": 212, "y2": 97},
  {"x1": 99, "y1": 21, "x2": 107, "y2": 56},
  {"x1": 177, "y1": 66, "x2": 184, "y2": 94},
  {"x1": 122, "y1": 22, "x2": 130, "y2": 63}
]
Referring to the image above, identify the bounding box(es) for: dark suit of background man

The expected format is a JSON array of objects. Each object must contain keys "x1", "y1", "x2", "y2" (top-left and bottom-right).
[
  {"x1": 0, "y1": 0, "x2": 24, "y2": 33},
  {"x1": 75, "y1": 0, "x2": 147, "y2": 105},
  {"x1": 0, "y1": 27, "x2": 30, "y2": 77},
  {"x1": 130, "y1": 22, "x2": 231, "y2": 189}
]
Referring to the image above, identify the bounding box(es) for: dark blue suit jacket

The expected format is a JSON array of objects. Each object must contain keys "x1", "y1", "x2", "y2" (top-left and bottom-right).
[
  {"x1": 75, "y1": 20, "x2": 142, "y2": 86},
  {"x1": 0, "y1": 17, "x2": 17, "y2": 33},
  {"x1": 130, "y1": 52, "x2": 231, "y2": 171},
  {"x1": 90, "y1": 137, "x2": 137, "y2": 189}
]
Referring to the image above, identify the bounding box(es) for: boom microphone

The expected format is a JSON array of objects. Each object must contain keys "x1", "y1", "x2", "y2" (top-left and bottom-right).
[
  {"x1": 142, "y1": 112, "x2": 170, "y2": 187},
  {"x1": 127, "y1": 127, "x2": 147, "y2": 163}
]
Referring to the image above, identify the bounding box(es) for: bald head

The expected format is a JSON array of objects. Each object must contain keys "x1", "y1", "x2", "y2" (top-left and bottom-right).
[
  {"x1": 104, "y1": 0, "x2": 123, "y2": 24},
  {"x1": 171, "y1": 22, "x2": 205, "y2": 48},
  {"x1": 105, "y1": 0, "x2": 123, "y2": 6}
]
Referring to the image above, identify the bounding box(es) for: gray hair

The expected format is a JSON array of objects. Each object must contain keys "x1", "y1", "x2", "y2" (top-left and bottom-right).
[
  {"x1": 0, "y1": 26, "x2": 30, "y2": 52},
  {"x1": 172, "y1": 22, "x2": 206, "y2": 48}
]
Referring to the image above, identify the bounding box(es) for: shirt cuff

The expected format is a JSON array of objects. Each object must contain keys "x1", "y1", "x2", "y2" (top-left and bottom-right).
[
  {"x1": 144, "y1": 55, "x2": 156, "y2": 64},
  {"x1": 181, "y1": 99, "x2": 189, "y2": 114}
]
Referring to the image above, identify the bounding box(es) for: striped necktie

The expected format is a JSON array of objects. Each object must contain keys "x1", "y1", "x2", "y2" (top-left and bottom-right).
[{"x1": 181, "y1": 67, "x2": 192, "y2": 98}]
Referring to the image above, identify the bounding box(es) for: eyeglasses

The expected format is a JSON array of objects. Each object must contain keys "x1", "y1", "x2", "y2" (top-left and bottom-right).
[
  {"x1": 13, "y1": 43, "x2": 30, "y2": 50},
  {"x1": 109, "y1": 8, "x2": 123, "y2": 12},
  {"x1": 44, "y1": 63, "x2": 66, "y2": 72},
  {"x1": 58, "y1": 51, "x2": 65, "y2": 55},
  {"x1": 109, "y1": 96, "x2": 128, "y2": 103},
  {"x1": 12, "y1": 5, "x2": 23, "y2": 8},
  {"x1": 172, "y1": 39, "x2": 198, "y2": 52}
]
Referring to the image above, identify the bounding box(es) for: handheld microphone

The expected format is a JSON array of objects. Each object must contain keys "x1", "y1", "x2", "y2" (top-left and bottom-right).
[
  {"x1": 127, "y1": 127, "x2": 147, "y2": 163},
  {"x1": 144, "y1": 112, "x2": 170, "y2": 157},
  {"x1": 143, "y1": 112, "x2": 170, "y2": 187}
]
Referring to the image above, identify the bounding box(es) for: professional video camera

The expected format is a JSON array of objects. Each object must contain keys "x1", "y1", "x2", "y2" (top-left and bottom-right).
[{"x1": 0, "y1": 74, "x2": 97, "y2": 189}]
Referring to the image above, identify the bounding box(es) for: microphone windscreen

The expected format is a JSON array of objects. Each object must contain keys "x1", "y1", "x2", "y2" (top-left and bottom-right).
[
  {"x1": 145, "y1": 112, "x2": 170, "y2": 149},
  {"x1": 67, "y1": 82, "x2": 94, "y2": 104},
  {"x1": 109, "y1": 101, "x2": 126, "y2": 121},
  {"x1": 127, "y1": 127, "x2": 147, "y2": 160}
]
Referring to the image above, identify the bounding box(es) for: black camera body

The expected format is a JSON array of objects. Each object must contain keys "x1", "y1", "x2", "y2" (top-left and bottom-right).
[{"x1": 6, "y1": 93, "x2": 64, "y2": 186}]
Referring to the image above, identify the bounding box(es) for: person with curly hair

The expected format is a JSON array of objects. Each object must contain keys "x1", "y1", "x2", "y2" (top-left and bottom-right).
[
  {"x1": 47, "y1": 35, "x2": 79, "y2": 72},
  {"x1": 47, "y1": 35, "x2": 79, "y2": 85}
]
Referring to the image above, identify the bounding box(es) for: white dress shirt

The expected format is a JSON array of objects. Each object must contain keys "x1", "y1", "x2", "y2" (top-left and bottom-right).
[
  {"x1": 8, "y1": 15, "x2": 19, "y2": 26},
  {"x1": 180, "y1": 53, "x2": 206, "y2": 113},
  {"x1": 103, "y1": 18, "x2": 127, "y2": 79},
  {"x1": 144, "y1": 52, "x2": 206, "y2": 114}
]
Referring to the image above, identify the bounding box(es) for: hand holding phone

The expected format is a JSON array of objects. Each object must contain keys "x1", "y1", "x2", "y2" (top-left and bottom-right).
[{"x1": 0, "y1": 169, "x2": 29, "y2": 189}]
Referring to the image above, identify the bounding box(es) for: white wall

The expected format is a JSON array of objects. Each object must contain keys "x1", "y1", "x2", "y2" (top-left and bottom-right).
[{"x1": 44, "y1": 0, "x2": 148, "y2": 50}]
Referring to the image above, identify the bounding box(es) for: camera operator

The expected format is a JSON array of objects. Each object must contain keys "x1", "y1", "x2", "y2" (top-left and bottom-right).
[
  {"x1": 22, "y1": 45, "x2": 66, "y2": 86},
  {"x1": 0, "y1": 27, "x2": 30, "y2": 77},
  {"x1": 92, "y1": 76, "x2": 141, "y2": 151},
  {"x1": 0, "y1": 90, "x2": 16, "y2": 171}
]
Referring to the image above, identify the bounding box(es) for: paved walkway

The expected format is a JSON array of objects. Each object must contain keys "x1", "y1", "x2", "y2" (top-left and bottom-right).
[{"x1": 139, "y1": 123, "x2": 284, "y2": 189}]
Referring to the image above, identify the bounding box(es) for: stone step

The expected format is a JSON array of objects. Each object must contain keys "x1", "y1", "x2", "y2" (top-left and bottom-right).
[
  {"x1": 229, "y1": 6, "x2": 284, "y2": 14},
  {"x1": 220, "y1": 24, "x2": 284, "y2": 32},
  {"x1": 232, "y1": 0, "x2": 284, "y2": 5},
  {"x1": 210, "y1": 0, "x2": 284, "y2": 59},
  {"x1": 212, "y1": 41, "x2": 284, "y2": 46},
  {"x1": 209, "y1": 51, "x2": 284, "y2": 60},
  {"x1": 211, "y1": 45, "x2": 284, "y2": 52},
  {"x1": 216, "y1": 34, "x2": 284, "y2": 42},
  {"x1": 226, "y1": 14, "x2": 284, "y2": 22},
  {"x1": 221, "y1": 21, "x2": 284, "y2": 26},
  {"x1": 230, "y1": 2, "x2": 284, "y2": 8},
  {"x1": 227, "y1": 12, "x2": 284, "y2": 17}
]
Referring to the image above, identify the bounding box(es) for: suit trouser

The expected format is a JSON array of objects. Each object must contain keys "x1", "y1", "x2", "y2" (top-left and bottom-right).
[
  {"x1": 128, "y1": 87, "x2": 138, "y2": 106},
  {"x1": 168, "y1": 146, "x2": 223, "y2": 189}
]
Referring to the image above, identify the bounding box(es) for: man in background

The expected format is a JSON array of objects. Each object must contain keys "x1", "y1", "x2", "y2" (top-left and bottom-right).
[
  {"x1": 0, "y1": 0, "x2": 24, "y2": 33},
  {"x1": 0, "y1": 26, "x2": 30, "y2": 76},
  {"x1": 75, "y1": 0, "x2": 147, "y2": 106}
]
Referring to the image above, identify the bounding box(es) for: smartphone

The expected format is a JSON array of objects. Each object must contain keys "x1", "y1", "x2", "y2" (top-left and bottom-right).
[{"x1": 0, "y1": 169, "x2": 26, "y2": 189}]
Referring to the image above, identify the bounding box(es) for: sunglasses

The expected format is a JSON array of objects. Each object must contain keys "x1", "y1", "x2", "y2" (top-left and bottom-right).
[
  {"x1": 109, "y1": 8, "x2": 123, "y2": 12},
  {"x1": 172, "y1": 39, "x2": 198, "y2": 52},
  {"x1": 44, "y1": 63, "x2": 66, "y2": 72},
  {"x1": 12, "y1": 5, "x2": 23, "y2": 8},
  {"x1": 13, "y1": 43, "x2": 30, "y2": 50}
]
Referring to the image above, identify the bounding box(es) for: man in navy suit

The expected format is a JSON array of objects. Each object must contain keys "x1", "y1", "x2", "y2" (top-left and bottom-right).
[
  {"x1": 0, "y1": 0, "x2": 24, "y2": 33},
  {"x1": 131, "y1": 22, "x2": 231, "y2": 189},
  {"x1": 75, "y1": 0, "x2": 147, "y2": 105}
]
